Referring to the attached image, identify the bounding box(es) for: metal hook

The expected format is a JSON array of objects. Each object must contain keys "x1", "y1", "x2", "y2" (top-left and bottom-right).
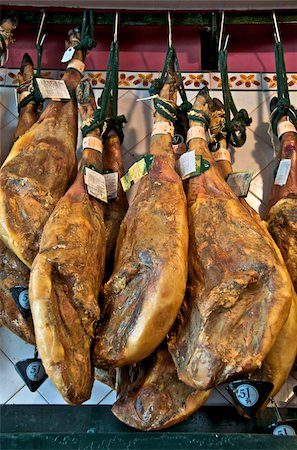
[
  {"x1": 168, "y1": 11, "x2": 173, "y2": 48},
  {"x1": 223, "y1": 34, "x2": 230, "y2": 51},
  {"x1": 114, "y1": 12, "x2": 119, "y2": 43},
  {"x1": 36, "y1": 9, "x2": 46, "y2": 46},
  {"x1": 272, "y1": 11, "x2": 281, "y2": 43},
  {"x1": 218, "y1": 11, "x2": 225, "y2": 52},
  {"x1": 270, "y1": 397, "x2": 283, "y2": 422}
]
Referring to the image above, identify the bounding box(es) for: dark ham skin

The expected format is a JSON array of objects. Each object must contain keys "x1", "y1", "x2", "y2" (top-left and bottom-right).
[
  {"x1": 0, "y1": 41, "x2": 88, "y2": 268},
  {"x1": 266, "y1": 116, "x2": 297, "y2": 291},
  {"x1": 168, "y1": 91, "x2": 293, "y2": 391},
  {"x1": 103, "y1": 130, "x2": 128, "y2": 280},
  {"x1": 0, "y1": 53, "x2": 39, "y2": 344},
  {"x1": 93, "y1": 75, "x2": 189, "y2": 368},
  {"x1": 29, "y1": 82, "x2": 106, "y2": 404},
  {"x1": 208, "y1": 95, "x2": 297, "y2": 414},
  {"x1": 112, "y1": 342, "x2": 211, "y2": 431}
]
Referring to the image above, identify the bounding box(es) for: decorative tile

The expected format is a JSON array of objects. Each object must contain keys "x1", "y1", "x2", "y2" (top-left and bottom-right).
[
  {"x1": 0, "y1": 350, "x2": 25, "y2": 404},
  {"x1": 0, "y1": 67, "x2": 6, "y2": 85},
  {"x1": 83, "y1": 71, "x2": 105, "y2": 88},
  {"x1": 131, "y1": 72, "x2": 157, "y2": 89},
  {"x1": 5, "y1": 69, "x2": 19, "y2": 87},
  {"x1": 262, "y1": 73, "x2": 297, "y2": 91},
  {"x1": 183, "y1": 72, "x2": 210, "y2": 90},
  {"x1": 287, "y1": 73, "x2": 297, "y2": 90},
  {"x1": 210, "y1": 72, "x2": 262, "y2": 90},
  {"x1": 99, "y1": 390, "x2": 117, "y2": 405},
  {"x1": 6, "y1": 386, "x2": 48, "y2": 405}
]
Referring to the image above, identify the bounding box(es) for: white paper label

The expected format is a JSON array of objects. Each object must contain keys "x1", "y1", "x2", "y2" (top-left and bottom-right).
[
  {"x1": 61, "y1": 46, "x2": 76, "y2": 63},
  {"x1": 151, "y1": 121, "x2": 174, "y2": 137},
  {"x1": 84, "y1": 168, "x2": 107, "y2": 202},
  {"x1": 35, "y1": 78, "x2": 71, "y2": 101},
  {"x1": 178, "y1": 150, "x2": 196, "y2": 179},
  {"x1": 67, "y1": 59, "x2": 85, "y2": 74},
  {"x1": 104, "y1": 172, "x2": 118, "y2": 200},
  {"x1": 274, "y1": 159, "x2": 291, "y2": 186},
  {"x1": 277, "y1": 120, "x2": 297, "y2": 139},
  {"x1": 82, "y1": 136, "x2": 103, "y2": 153}
]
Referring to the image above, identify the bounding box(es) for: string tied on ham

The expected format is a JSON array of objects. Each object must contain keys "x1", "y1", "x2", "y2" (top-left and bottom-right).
[
  {"x1": 269, "y1": 17, "x2": 297, "y2": 136},
  {"x1": 187, "y1": 108, "x2": 210, "y2": 130},
  {"x1": 72, "y1": 11, "x2": 96, "y2": 59},
  {"x1": 153, "y1": 96, "x2": 177, "y2": 122}
]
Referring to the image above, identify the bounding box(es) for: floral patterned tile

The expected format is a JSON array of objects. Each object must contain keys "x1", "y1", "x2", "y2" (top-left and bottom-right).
[
  {"x1": 262, "y1": 73, "x2": 297, "y2": 91},
  {"x1": 0, "y1": 68, "x2": 6, "y2": 85},
  {"x1": 183, "y1": 72, "x2": 210, "y2": 90},
  {"x1": 210, "y1": 72, "x2": 262, "y2": 90},
  {"x1": 5, "y1": 69, "x2": 19, "y2": 87}
]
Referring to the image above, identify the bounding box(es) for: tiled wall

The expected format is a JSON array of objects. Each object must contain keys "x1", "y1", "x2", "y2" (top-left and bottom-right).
[{"x1": 0, "y1": 71, "x2": 297, "y2": 407}]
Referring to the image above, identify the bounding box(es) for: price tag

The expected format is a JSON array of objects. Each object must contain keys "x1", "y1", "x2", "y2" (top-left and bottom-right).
[
  {"x1": 226, "y1": 171, "x2": 253, "y2": 197},
  {"x1": 266, "y1": 419, "x2": 297, "y2": 436},
  {"x1": 84, "y1": 167, "x2": 107, "y2": 203},
  {"x1": 178, "y1": 150, "x2": 196, "y2": 179},
  {"x1": 121, "y1": 155, "x2": 154, "y2": 192},
  {"x1": 104, "y1": 172, "x2": 118, "y2": 200},
  {"x1": 35, "y1": 78, "x2": 71, "y2": 101},
  {"x1": 274, "y1": 159, "x2": 291, "y2": 186},
  {"x1": 226, "y1": 379, "x2": 273, "y2": 419},
  {"x1": 9, "y1": 286, "x2": 31, "y2": 319},
  {"x1": 61, "y1": 46, "x2": 76, "y2": 63},
  {"x1": 15, "y1": 358, "x2": 48, "y2": 392}
]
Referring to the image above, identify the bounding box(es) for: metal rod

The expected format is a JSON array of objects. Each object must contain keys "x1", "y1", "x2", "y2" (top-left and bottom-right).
[
  {"x1": 272, "y1": 11, "x2": 281, "y2": 43},
  {"x1": 36, "y1": 9, "x2": 46, "y2": 45},
  {"x1": 168, "y1": 11, "x2": 172, "y2": 47},
  {"x1": 218, "y1": 11, "x2": 225, "y2": 52},
  {"x1": 113, "y1": 11, "x2": 119, "y2": 43},
  {"x1": 223, "y1": 34, "x2": 230, "y2": 51},
  {"x1": 270, "y1": 397, "x2": 282, "y2": 422}
]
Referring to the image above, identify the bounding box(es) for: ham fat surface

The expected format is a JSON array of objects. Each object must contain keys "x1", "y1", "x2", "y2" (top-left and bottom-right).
[
  {"x1": 168, "y1": 92, "x2": 292, "y2": 390},
  {"x1": 112, "y1": 343, "x2": 211, "y2": 431},
  {"x1": 29, "y1": 82, "x2": 106, "y2": 404},
  {"x1": 0, "y1": 46, "x2": 85, "y2": 268},
  {"x1": 93, "y1": 77, "x2": 189, "y2": 367},
  {"x1": 0, "y1": 54, "x2": 39, "y2": 343}
]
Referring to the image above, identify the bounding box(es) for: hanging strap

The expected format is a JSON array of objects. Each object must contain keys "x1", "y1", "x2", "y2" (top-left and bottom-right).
[
  {"x1": 219, "y1": 49, "x2": 252, "y2": 147},
  {"x1": 82, "y1": 17, "x2": 127, "y2": 143},
  {"x1": 74, "y1": 11, "x2": 96, "y2": 59},
  {"x1": 270, "y1": 41, "x2": 297, "y2": 136}
]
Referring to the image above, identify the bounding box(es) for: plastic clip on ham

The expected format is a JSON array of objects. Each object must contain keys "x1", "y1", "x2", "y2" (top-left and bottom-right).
[
  {"x1": 29, "y1": 81, "x2": 106, "y2": 404},
  {"x1": 0, "y1": 25, "x2": 92, "y2": 268},
  {"x1": 0, "y1": 54, "x2": 41, "y2": 344},
  {"x1": 93, "y1": 73, "x2": 189, "y2": 367},
  {"x1": 168, "y1": 89, "x2": 293, "y2": 390}
]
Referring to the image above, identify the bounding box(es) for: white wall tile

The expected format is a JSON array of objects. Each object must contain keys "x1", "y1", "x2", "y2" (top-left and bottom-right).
[
  {"x1": 0, "y1": 350, "x2": 25, "y2": 404},
  {"x1": 99, "y1": 389, "x2": 117, "y2": 405},
  {"x1": 0, "y1": 327, "x2": 35, "y2": 365},
  {"x1": 6, "y1": 386, "x2": 48, "y2": 405}
]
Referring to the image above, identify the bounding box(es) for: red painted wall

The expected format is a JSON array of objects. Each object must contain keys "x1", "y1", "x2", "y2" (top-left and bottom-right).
[{"x1": 4, "y1": 22, "x2": 297, "y2": 72}]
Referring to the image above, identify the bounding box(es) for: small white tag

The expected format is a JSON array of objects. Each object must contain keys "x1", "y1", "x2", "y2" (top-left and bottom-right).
[
  {"x1": 274, "y1": 159, "x2": 291, "y2": 186},
  {"x1": 35, "y1": 78, "x2": 71, "y2": 101},
  {"x1": 212, "y1": 148, "x2": 231, "y2": 163},
  {"x1": 277, "y1": 120, "x2": 297, "y2": 139},
  {"x1": 61, "y1": 46, "x2": 76, "y2": 63},
  {"x1": 104, "y1": 172, "x2": 118, "y2": 200},
  {"x1": 151, "y1": 121, "x2": 174, "y2": 137},
  {"x1": 84, "y1": 168, "x2": 107, "y2": 202},
  {"x1": 82, "y1": 136, "x2": 103, "y2": 153},
  {"x1": 178, "y1": 150, "x2": 196, "y2": 179},
  {"x1": 186, "y1": 126, "x2": 207, "y2": 144}
]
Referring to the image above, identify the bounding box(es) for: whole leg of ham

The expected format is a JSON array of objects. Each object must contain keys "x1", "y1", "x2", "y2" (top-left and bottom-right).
[
  {"x1": 112, "y1": 341, "x2": 211, "y2": 431},
  {"x1": 29, "y1": 82, "x2": 106, "y2": 404},
  {"x1": 93, "y1": 75, "x2": 189, "y2": 367},
  {"x1": 266, "y1": 114, "x2": 297, "y2": 291},
  {"x1": 0, "y1": 53, "x2": 40, "y2": 343},
  {"x1": 0, "y1": 34, "x2": 88, "y2": 268},
  {"x1": 208, "y1": 93, "x2": 297, "y2": 413},
  {"x1": 169, "y1": 91, "x2": 292, "y2": 390},
  {"x1": 103, "y1": 130, "x2": 128, "y2": 279}
]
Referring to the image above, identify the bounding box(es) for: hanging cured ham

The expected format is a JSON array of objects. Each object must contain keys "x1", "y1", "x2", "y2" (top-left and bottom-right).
[
  {"x1": 208, "y1": 92, "x2": 297, "y2": 413},
  {"x1": 168, "y1": 90, "x2": 293, "y2": 391},
  {"x1": 0, "y1": 54, "x2": 40, "y2": 344},
  {"x1": 0, "y1": 25, "x2": 94, "y2": 268},
  {"x1": 112, "y1": 341, "x2": 211, "y2": 431},
  {"x1": 29, "y1": 81, "x2": 106, "y2": 404},
  {"x1": 93, "y1": 73, "x2": 189, "y2": 368}
]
